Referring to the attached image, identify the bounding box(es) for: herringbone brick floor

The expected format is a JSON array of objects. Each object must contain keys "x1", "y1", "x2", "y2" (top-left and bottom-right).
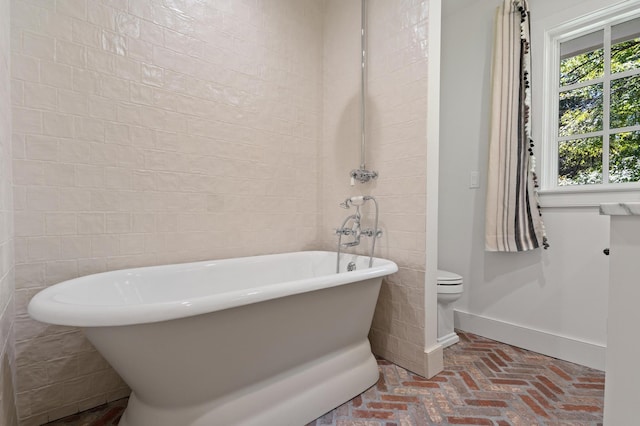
[
  {"x1": 307, "y1": 331, "x2": 604, "y2": 425},
  {"x1": 44, "y1": 331, "x2": 605, "y2": 426}
]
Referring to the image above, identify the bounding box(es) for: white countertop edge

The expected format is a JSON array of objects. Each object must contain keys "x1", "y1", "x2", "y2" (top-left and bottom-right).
[{"x1": 599, "y1": 202, "x2": 640, "y2": 216}]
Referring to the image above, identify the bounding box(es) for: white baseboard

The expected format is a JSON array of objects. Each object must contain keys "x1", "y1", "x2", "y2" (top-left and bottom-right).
[
  {"x1": 454, "y1": 310, "x2": 605, "y2": 371},
  {"x1": 423, "y1": 343, "x2": 444, "y2": 378},
  {"x1": 437, "y1": 332, "x2": 460, "y2": 349}
]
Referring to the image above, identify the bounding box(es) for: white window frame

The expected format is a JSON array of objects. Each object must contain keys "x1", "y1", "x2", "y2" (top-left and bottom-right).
[{"x1": 539, "y1": 1, "x2": 640, "y2": 207}]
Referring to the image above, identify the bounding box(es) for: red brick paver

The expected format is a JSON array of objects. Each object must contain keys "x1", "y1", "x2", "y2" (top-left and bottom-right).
[{"x1": 306, "y1": 331, "x2": 604, "y2": 425}]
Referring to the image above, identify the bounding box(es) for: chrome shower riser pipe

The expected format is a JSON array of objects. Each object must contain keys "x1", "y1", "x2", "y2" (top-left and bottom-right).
[
  {"x1": 360, "y1": 0, "x2": 366, "y2": 171},
  {"x1": 351, "y1": 0, "x2": 378, "y2": 185}
]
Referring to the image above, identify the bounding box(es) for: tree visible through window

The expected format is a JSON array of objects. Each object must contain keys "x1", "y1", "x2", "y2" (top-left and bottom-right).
[{"x1": 557, "y1": 16, "x2": 640, "y2": 186}]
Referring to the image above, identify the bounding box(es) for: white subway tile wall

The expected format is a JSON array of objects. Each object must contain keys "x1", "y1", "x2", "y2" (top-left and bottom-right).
[
  {"x1": 9, "y1": 0, "x2": 432, "y2": 423},
  {"x1": 1, "y1": 0, "x2": 18, "y2": 423},
  {"x1": 321, "y1": 0, "x2": 430, "y2": 376},
  {"x1": 11, "y1": 0, "x2": 323, "y2": 424},
  {"x1": 0, "y1": 0, "x2": 18, "y2": 426}
]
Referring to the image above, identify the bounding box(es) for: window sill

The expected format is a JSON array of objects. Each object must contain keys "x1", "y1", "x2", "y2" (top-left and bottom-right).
[{"x1": 538, "y1": 186, "x2": 640, "y2": 208}]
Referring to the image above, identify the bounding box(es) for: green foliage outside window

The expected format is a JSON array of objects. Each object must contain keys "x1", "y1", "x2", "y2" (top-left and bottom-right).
[
  {"x1": 558, "y1": 83, "x2": 603, "y2": 137},
  {"x1": 557, "y1": 37, "x2": 640, "y2": 185},
  {"x1": 558, "y1": 137, "x2": 603, "y2": 185},
  {"x1": 610, "y1": 131, "x2": 640, "y2": 182}
]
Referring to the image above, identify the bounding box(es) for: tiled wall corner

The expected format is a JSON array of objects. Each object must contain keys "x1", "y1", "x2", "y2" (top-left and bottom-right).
[
  {"x1": 322, "y1": 0, "x2": 430, "y2": 376},
  {"x1": 11, "y1": 0, "x2": 323, "y2": 423},
  {"x1": 1, "y1": 0, "x2": 18, "y2": 424}
]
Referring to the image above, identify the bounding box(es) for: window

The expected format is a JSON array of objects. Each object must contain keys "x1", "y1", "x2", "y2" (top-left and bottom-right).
[{"x1": 541, "y1": 4, "x2": 640, "y2": 204}]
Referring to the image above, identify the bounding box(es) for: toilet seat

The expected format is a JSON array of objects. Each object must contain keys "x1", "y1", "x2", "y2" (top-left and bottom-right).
[
  {"x1": 437, "y1": 270, "x2": 463, "y2": 285},
  {"x1": 437, "y1": 283, "x2": 463, "y2": 294}
]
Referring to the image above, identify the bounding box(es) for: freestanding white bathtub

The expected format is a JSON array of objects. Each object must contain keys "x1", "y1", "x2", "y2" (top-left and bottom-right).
[{"x1": 28, "y1": 251, "x2": 397, "y2": 426}]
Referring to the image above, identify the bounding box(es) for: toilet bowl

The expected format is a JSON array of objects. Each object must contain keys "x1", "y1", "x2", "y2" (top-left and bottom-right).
[{"x1": 437, "y1": 270, "x2": 463, "y2": 348}]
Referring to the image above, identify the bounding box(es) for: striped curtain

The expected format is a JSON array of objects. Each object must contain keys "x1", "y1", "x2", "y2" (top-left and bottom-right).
[{"x1": 485, "y1": 0, "x2": 548, "y2": 252}]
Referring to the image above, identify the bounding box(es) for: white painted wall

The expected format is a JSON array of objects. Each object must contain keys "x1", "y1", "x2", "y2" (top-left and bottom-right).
[{"x1": 438, "y1": 0, "x2": 623, "y2": 370}]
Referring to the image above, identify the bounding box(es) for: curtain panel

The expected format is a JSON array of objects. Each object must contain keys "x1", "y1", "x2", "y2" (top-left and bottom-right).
[{"x1": 485, "y1": 0, "x2": 548, "y2": 252}]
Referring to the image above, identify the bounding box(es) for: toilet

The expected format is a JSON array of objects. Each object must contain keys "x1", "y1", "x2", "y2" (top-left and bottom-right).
[{"x1": 437, "y1": 270, "x2": 464, "y2": 348}]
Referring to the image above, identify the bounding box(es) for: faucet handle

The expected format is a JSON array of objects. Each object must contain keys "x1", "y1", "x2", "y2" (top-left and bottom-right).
[
  {"x1": 361, "y1": 228, "x2": 383, "y2": 238},
  {"x1": 335, "y1": 228, "x2": 352, "y2": 236}
]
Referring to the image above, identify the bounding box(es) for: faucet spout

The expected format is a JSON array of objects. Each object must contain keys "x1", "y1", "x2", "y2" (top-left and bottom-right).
[
  {"x1": 335, "y1": 212, "x2": 361, "y2": 247},
  {"x1": 341, "y1": 241, "x2": 360, "y2": 248}
]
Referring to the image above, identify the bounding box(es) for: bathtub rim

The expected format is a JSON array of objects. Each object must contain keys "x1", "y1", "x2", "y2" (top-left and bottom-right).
[{"x1": 28, "y1": 250, "x2": 398, "y2": 328}]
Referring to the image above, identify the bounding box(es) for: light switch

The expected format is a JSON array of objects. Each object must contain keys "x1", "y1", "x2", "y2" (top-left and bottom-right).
[{"x1": 469, "y1": 171, "x2": 479, "y2": 189}]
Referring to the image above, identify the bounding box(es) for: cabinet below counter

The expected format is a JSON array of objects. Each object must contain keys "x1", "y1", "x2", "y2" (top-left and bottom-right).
[{"x1": 600, "y1": 203, "x2": 640, "y2": 425}]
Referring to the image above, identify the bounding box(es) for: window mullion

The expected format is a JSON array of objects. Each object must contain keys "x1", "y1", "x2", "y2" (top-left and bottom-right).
[
  {"x1": 610, "y1": 124, "x2": 640, "y2": 134},
  {"x1": 557, "y1": 130, "x2": 604, "y2": 142},
  {"x1": 609, "y1": 67, "x2": 640, "y2": 81},
  {"x1": 602, "y1": 25, "x2": 611, "y2": 184},
  {"x1": 546, "y1": 32, "x2": 560, "y2": 189},
  {"x1": 558, "y1": 76, "x2": 605, "y2": 93}
]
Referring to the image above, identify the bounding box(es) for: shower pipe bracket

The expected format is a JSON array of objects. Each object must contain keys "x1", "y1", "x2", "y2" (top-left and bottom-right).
[{"x1": 350, "y1": 168, "x2": 378, "y2": 184}]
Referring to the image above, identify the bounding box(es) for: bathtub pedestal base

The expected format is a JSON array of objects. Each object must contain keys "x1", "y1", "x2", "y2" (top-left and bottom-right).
[{"x1": 118, "y1": 340, "x2": 379, "y2": 426}]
